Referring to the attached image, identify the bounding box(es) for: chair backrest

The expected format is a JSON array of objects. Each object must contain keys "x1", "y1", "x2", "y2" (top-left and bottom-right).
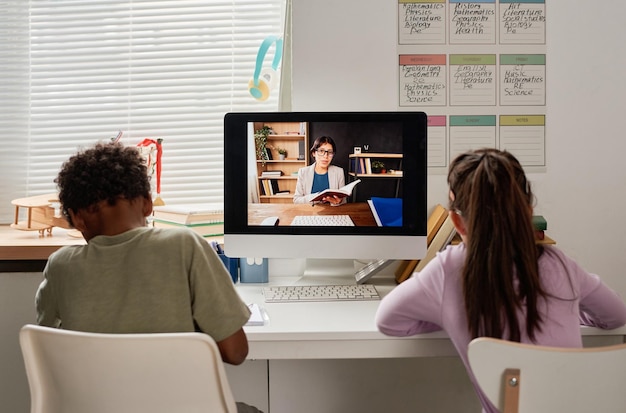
[
  {"x1": 19, "y1": 324, "x2": 237, "y2": 413},
  {"x1": 468, "y1": 337, "x2": 626, "y2": 413}
]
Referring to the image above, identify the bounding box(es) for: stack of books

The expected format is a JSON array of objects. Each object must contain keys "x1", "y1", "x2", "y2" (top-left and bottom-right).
[
  {"x1": 261, "y1": 170, "x2": 282, "y2": 177},
  {"x1": 152, "y1": 204, "x2": 224, "y2": 238},
  {"x1": 395, "y1": 208, "x2": 554, "y2": 284},
  {"x1": 260, "y1": 171, "x2": 289, "y2": 195}
]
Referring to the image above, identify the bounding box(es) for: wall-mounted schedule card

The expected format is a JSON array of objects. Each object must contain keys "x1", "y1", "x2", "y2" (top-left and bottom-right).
[
  {"x1": 399, "y1": 0, "x2": 447, "y2": 45},
  {"x1": 499, "y1": 0, "x2": 546, "y2": 44}
]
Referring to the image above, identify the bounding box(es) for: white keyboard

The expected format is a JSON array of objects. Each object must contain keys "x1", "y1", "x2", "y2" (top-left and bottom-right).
[
  {"x1": 290, "y1": 214, "x2": 355, "y2": 226},
  {"x1": 263, "y1": 284, "x2": 379, "y2": 303}
]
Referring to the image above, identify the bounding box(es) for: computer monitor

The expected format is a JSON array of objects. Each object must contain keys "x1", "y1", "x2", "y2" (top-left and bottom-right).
[{"x1": 223, "y1": 111, "x2": 427, "y2": 265}]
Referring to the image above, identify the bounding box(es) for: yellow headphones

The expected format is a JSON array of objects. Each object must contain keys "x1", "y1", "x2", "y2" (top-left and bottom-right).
[{"x1": 249, "y1": 36, "x2": 283, "y2": 101}]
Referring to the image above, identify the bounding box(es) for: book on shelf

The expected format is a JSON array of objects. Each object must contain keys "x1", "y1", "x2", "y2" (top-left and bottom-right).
[
  {"x1": 270, "y1": 179, "x2": 280, "y2": 194},
  {"x1": 260, "y1": 179, "x2": 281, "y2": 196},
  {"x1": 309, "y1": 179, "x2": 361, "y2": 203},
  {"x1": 368, "y1": 197, "x2": 402, "y2": 227},
  {"x1": 261, "y1": 170, "x2": 283, "y2": 177},
  {"x1": 153, "y1": 219, "x2": 224, "y2": 237},
  {"x1": 261, "y1": 180, "x2": 273, "y2": 195},
  {"x1": 350, "y1": 158, "x2": 368, "y2": 174},
  {"x1": 152, "y1": 204, "x2": 224, "y2": 224},
  {"x1": 365, "y1": 158, "x2": 372, "y2": 174}
]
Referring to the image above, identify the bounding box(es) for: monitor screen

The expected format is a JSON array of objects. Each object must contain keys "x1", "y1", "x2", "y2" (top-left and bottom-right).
[{"x1": 223, "y1": 111, "x2": 427, "y2": 261}]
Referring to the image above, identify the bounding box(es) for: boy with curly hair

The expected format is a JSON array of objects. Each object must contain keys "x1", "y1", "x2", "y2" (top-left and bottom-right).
[{"x1": 36, "y1": 142, "x2": 252, "y2": 367}]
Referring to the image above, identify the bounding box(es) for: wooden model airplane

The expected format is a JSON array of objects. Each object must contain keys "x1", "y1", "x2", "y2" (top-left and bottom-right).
[{"x1": 11, "y1": 194, "x2": 72, "y2": 236}]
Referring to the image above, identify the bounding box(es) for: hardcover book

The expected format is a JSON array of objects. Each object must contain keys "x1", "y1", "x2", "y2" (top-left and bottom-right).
[
  {"x1": 152, "y1": 204, "x2": 224, "y2": 225},
  {"x1": 309, "y1": 179, "x2": 361, "y2": 203},
  {"x1": 152, "y1": 219, "x2": 224, "y2": 237}
]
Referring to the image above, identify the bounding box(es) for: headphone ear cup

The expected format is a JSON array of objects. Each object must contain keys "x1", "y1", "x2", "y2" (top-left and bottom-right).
[
  {"x1": 248, "y1": 77, "x2": 271, "y2": 101},
  {"x1": 261, "y1": 68, "x2": 278, "y2": 91},
  {"x1": 249, "y1": 68, "x2": 277, "y2": 101}
]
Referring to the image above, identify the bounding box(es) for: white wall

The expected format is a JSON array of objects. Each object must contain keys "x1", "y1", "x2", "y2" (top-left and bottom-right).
[{"x1": 291, "y1": 0, "x2": 626, "y2": 297}]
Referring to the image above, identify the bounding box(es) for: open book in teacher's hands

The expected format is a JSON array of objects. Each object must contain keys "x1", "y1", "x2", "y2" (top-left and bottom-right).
[{"x1": 309, "y1": 179, "x2": 361, "y2": 203}]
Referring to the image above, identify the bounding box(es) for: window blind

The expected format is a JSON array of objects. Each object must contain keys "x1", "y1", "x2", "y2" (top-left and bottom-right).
[{"x1": 0, "y1": 0, "x2": 285, "y2": 224}]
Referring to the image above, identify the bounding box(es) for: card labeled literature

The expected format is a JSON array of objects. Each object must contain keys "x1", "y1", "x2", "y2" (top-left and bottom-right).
[
  {"x1": 309, "y1": 179, "x2": 361, "y2": 203},
  {"x1": 153, "y1": 204, "x2": 224, "y2": 225}
]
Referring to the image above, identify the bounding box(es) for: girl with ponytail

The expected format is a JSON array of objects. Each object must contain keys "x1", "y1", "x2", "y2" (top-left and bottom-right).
[{"x1": 376, "y1": 148, "x2": 626, "y2": 413}]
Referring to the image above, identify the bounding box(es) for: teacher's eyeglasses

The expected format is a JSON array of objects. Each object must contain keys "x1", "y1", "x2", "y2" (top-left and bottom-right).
[{"x1": 316, "y1": 149, "x2": 335, "y2": 157}]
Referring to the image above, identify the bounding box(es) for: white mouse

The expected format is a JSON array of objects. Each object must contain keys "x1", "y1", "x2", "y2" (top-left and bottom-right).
[{"x1": 261, "y1": 216, "x2": 279, "y2": 226}]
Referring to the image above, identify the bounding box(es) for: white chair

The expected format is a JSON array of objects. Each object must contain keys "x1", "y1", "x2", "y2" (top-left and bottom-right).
[
  {"x1": 468, "y1": 337, "x2": 626, "y2": 413},
  {"x1": 19, "y1": 324, "x2": 237, "y2": 413}
]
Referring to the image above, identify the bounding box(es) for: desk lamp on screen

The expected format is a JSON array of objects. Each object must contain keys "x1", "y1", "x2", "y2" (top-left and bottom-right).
[{"x1": 223, "y1": 112, "x2": 428, "y2": 281}]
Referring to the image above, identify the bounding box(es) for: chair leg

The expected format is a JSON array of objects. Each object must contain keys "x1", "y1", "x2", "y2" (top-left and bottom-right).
[{"x1": 502, "y1": 368, "x2": 520, "y2": 413}]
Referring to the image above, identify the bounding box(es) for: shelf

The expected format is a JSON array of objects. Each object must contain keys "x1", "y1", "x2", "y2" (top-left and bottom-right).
[
  {"x1": 259, "y1": 176, "x2": 297, "y2": 181},
  {"x1": 349, "y1": 153, "x2": 402, "y2": 159},
  {"x1": 349, "y1": 172, "x2": 403, "y2": 178},
  {"x1": 255, "y1": 121, "x2": 309, "y2": 203},
  {"x1": 349, "y1": 153, "x2": 403, "y2": 198},
  {"x1": 259, "y1": 194, "x2": 292, "y2": 199},
  {"x1": 257, "y1": 159, "x2": 305, "y2": 164},
  {"x1": 267, "y1": 134, "x2": 305, "y2": 140}
]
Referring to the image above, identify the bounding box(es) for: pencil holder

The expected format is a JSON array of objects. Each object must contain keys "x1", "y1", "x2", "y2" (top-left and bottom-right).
[
  {"x1": 239, "y1": 257, "x2": 269, "y2": 283},
  {"x1": 218, "y1": 254, "x2": 239, "y2": 283}
]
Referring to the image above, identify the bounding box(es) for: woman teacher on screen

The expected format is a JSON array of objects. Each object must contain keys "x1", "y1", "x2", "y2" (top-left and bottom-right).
[{"x1": 293, "y1": 136, "x2": 346, "y2": 205}]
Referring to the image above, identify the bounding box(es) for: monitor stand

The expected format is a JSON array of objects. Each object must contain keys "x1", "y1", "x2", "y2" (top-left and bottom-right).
[{"x1": 300, "y1": 258, "x2": 395, "y2": 284}]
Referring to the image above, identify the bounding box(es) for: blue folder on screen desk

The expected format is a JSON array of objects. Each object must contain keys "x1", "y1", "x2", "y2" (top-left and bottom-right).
[{"x1": 368, "y1": 197, "x2": 402, "y2": 227}]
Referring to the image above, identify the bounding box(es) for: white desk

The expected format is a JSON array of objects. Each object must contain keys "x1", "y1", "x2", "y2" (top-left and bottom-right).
[
  {"x1": 231, "y1": 273, "x2": 626, "y2": 412},
  {"x1": 237, "y1": 273, "x2": 626, "y2": 360}
]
